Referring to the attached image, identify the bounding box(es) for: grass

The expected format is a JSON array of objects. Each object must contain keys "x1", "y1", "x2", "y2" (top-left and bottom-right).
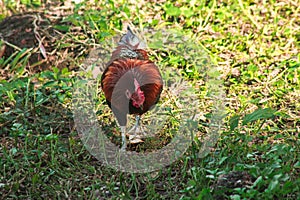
[{"x1": 0, "y1": 0, "x2": 299, "y2": 199}]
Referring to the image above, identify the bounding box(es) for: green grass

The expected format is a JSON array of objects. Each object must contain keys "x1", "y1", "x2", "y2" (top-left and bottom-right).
[{"x1": 1, "y1": 0, "x2": 299, "y2": 199}]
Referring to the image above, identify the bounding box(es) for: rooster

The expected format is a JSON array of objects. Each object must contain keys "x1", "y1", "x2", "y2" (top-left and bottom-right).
[{"x1": 101, "y1": 27, "x2": 163, "y2": 151}]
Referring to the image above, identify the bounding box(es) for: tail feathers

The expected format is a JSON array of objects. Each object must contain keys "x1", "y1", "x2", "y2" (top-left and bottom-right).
[{"x1": 118, "y1": 26, "x2": 146, "y2": 50}]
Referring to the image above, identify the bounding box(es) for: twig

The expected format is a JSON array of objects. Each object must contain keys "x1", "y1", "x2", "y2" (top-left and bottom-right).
[{"x1": 3, "y1": 40, "x2": 22, "y2": 51}]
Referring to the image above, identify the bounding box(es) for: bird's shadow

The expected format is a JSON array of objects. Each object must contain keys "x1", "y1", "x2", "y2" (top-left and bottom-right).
[{"x1": 99, "y1": 116, "x2": 172, "y2": 153}]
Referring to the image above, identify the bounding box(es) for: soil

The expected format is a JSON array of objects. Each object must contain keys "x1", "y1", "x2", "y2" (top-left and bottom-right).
[{"x1": 0, "y1": 11, "x2": 88, "y2": 78}]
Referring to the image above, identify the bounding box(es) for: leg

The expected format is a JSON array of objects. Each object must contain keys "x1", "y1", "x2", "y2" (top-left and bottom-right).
[
  {"x1": 120, "y1": 126, "x2": 126, "y2": 151},
  {"x1": 127, "y1": 116, "x2": 154, "y2": 145},
  {"x1": 127, "y1": 115, "x2": 146, "y2": 136}
]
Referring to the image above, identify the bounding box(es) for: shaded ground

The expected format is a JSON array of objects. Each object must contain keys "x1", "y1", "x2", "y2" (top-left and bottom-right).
[{"x1": 0, "y1": 11, "x2": 90, "y2": 79}]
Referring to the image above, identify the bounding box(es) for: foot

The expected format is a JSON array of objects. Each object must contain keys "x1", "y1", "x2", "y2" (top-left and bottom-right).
[
  {"x1": 127, "y1": 116, "x2": 149, "y2": 143},
  {"x1": 127, "y1": 123, "x2": 147, "y2": 137}
]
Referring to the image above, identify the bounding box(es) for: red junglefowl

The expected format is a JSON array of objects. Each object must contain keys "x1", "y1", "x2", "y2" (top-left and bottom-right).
[{"x1": 101, "y1": 26, "x2": 163, "y2": 151}]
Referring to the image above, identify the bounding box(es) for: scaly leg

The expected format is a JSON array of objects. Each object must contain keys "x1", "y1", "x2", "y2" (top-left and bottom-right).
[
  {"x1": 120, "y1": 126, "x2": 127, "y2": 151},
  {"x1": 127, "y1": 116, "x2": 151, "y2": 143},
  {"x1": 127, "y1": 116, "x2": 144, "y2": 136}
]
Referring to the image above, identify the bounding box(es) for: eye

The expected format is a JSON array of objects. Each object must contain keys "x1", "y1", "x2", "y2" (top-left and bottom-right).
[{"x1": 125, "y1": 89, "x2": 131, "y2": 99}]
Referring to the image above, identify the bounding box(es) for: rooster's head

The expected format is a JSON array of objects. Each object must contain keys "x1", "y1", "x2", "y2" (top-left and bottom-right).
[{"x1": 125, "y1": 78, "x2": 145, "y2": 109}]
